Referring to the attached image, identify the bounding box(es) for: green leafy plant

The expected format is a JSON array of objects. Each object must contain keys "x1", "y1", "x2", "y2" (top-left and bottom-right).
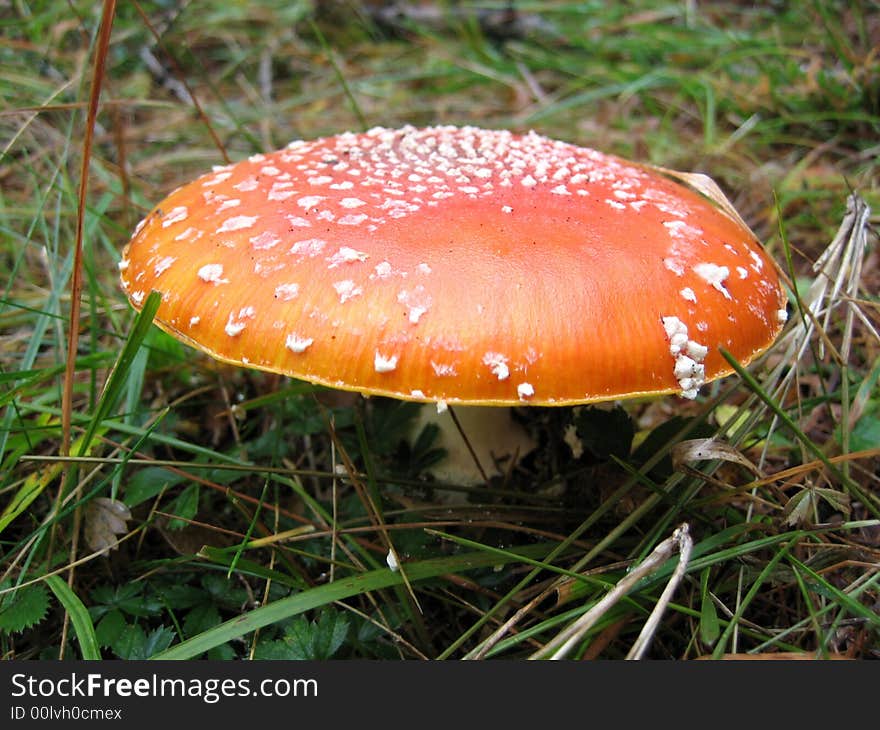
[
  {"x1": 255, "y1": 609, "x2": 350, "y2": 660},
  {"x1": 0, "y1": 583, "x2": 50, "y2": 635}
]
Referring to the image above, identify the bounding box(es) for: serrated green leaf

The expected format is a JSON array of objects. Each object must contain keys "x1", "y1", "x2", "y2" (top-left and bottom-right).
[
  {"x1": 89, "y1": 583, "x2": 162, "y2": 618},
  {"x1": 207, "y1": 643, "x2": 236, "y2": 660},
  {"x1": 142, "y1": 626, "x2": 176, "y2": 657},
  {"x1": 200, "y1": 573, "x2": 248, "y2": 608},
  {"x1": 270, "y1": 611, "x2": 350, "y2": 660},
  {"x1": 313, "y1": 609, "x2": 350, "y2": 659},
  {"x1": 95, "y1": 609, "x2": 126, "y2": 648},
  {"x1": 282, "y1": 616, "x2": 315, "y2": 659},
  {"x1": 112, "y1": 623, "x2": 146, "y2": 659},
  {"x1": 154, "y1": 584, "x2": 208, "y2": 612},
  {"x1": 112, "y1": 623, "x2": 175, "y2": 659},
  {"x1": 254, "y1": 639, "x2": 295, "y2": 660},
  {"x1": 183, "y1": 603, "x2": 221, "y2": 638},
  {"x1": 0, "y1": 583, "x2": 50, "y2": 634}
]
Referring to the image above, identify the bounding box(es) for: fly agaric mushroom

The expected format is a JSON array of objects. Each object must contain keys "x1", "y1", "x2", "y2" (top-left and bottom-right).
[{"x1": 119, "y1": 125, "x2": 787, "y2": 481}]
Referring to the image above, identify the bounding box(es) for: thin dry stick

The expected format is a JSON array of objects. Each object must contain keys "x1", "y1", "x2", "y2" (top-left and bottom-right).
[
  {"x1": 626, "y1": 525, "x2": 693, "y2": 659},
  {"x1": 732, "y1": 194, "x2": 874, "y2": 651},
  {"x1": 465, "y1": 582, "x2": 555, "y2": 660},
  {"x1": 530, "y1": 524, "x2": 691, "y2": 660},
  {"x1": 57, "y1": 0, "x2": 115, "y2": 658},
  {"x1": 464, "y1": 556, "x2": 635, "y2": 660},
  {"x1": 61, "y1": 0, "x2": 116, "y2": 459},
  {"x1": 835, "y1": 197, "x2": 871, "y2": 484}
]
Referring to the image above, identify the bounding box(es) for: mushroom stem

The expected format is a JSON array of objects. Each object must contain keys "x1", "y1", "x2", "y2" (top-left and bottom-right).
[
  {"x1": 446, "y1": 405, "x2": 491, "y2": 484},
  {"x1": 410, "y1": 404, "x2": 536, "y2": 487}
]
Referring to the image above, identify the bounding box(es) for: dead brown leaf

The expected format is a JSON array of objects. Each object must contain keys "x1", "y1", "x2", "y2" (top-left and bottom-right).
[{"x1": 83, "y1": 497, "x2": 132, "y2": 554}]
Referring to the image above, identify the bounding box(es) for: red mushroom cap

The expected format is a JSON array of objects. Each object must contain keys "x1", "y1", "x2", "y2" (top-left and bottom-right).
[{"x1": 119, "y1": 125, "x2": 787, "y2": 405}]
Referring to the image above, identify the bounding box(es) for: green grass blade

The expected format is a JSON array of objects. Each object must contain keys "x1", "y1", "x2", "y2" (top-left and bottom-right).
[
  {"x1": 45, "y1": 575, "x2": 100, "y2": 660},
  {"x1": 789, "y1": 556, "x2": 880, "y2": 631},
  {"x1": 152, "y1": 542, "x2": 563, "y2": 660},
  {"x1": 76, "y1": 290, "x2": 161, "y2": 459},
  {"x1": 699, "y1": 567, "x2": 721, "y2": 647},
  {"x1": 711, "y1": 535, "x2": 798, "y2": 658}
]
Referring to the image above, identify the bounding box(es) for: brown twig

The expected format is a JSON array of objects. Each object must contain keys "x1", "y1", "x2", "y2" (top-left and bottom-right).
[{"x1": 58, "y1": 0, "x2": 117, "y2": 661}]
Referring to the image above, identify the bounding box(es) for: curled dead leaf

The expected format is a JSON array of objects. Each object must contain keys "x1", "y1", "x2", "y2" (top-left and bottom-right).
[
  {"x1": 672, "y1": 438, "x2": 762, "y2": 477},
  {"x1": 83, "y1": 497, "x2": 131, "y2": 554},
  {"x1": 782, "y1": 486, "x2": 851, "y2": 527},
  {"x1": 648, "y1": 165, "x2": 756, "y2": 236}
]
